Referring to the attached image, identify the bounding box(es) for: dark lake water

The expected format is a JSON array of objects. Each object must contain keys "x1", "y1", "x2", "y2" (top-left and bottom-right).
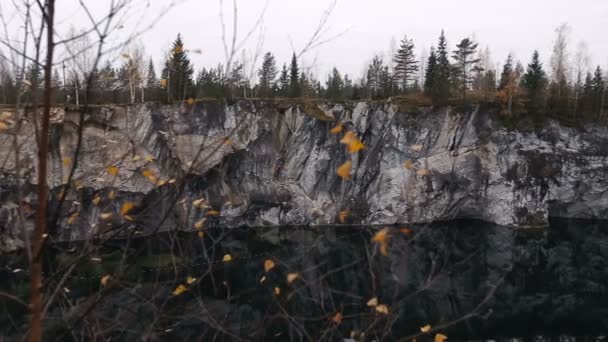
[{"x1": 1, "y1": 219, "x2": 607, "y2": 341}]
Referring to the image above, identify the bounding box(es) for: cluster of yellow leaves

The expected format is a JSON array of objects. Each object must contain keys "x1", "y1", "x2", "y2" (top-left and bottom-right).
[
  {"x1": 172, "y1": 276, "x2": 198, "y2": 296},
  {"x1": 120, "y1": 202, "x2": 135, "y2": 221},
  {"x1": 141, "y1": 169, "x2": 158, "y2": 184},
  {"x1": 371, "y1": 228, "x2": 390, "y2": 256},
  {"x1": 366, "y1": 297, "x2": 389, "y2": 314},
  {"x1": 340, "y1": 131, "x2": 365, "y2": 153},
  {"x1": 337, "y1": 160, "x2": 352, "y2": 180},
  {"x1": 419, "y1": 324, "x2": 448, "y2": 342}
]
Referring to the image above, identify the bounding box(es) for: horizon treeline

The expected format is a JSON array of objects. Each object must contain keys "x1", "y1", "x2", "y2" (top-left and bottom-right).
[{"x1": 1, "y1": 25, "x2": 606, "y2": 124}]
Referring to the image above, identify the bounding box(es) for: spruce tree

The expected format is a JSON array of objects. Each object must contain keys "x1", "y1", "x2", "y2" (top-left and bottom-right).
[
  {"x1": 592, "y1": 66, "x2": 606, "y2": 116},
  {"x1": 161, "y1": 34, "x2": 194, "y2": 102},
  {"x1": 279, "y1": 64, "x2": 289, "y2": 97},
  {"x1": 452, "y1": 37, "x2": 480, "y2": 98},
  {"x1": 326, "y1": 67, "x2": 344, "y2": 101},
  {"x1": 498, "y1": 54, "x2": 513, "y2": 91},
  {"x1": 522, "y1": 50, "x2": 548, "y2": 117},
  {"x1": 289, "y1": 53, "x2": 300, "y2": 97},
  {"x1": 393, "y1": 35, "x2": 418, "y2": 91},
  {"x1": 146, "y1": 58, "x2": 158, "y2": 88},
  {"x1": 432, "y1": 30, "x2": 451, "y2": 104},
  {"x1": 423, "y1": 48, "x2": 437, "y2": 96},
  {"x1": 258, "y1": 52, "x2": 278, "y2": 98}
]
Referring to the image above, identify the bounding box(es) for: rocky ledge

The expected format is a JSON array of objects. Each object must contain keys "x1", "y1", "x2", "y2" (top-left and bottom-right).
[{"x1": 1, "y1": 100, "x2": 608, "y2": 251}]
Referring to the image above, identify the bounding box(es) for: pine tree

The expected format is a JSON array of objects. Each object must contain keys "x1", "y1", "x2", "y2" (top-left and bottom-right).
[
  {"x1": 522, "y1": 50, "x2": 548, "y2": 118},
  {"x1": 393, "y1": 35, "x2": 418, "y2": 91},
  {"x1": 431, "y1": 30, "x2": 451, "y2": 104},
  {"x1": 278, "y1": 64, "x2": 289, "y2": 97},
  {"x1": 452, "y1": 37, "x2": 480, "y2": 98},
  {"x1": 289, "y1": 53, "x2": 300, "y2": 97},
  {"x1": 423, "y1": 47, "x2": 437, "y2": 96},
  {"x1": 161, "y1": 34, "x2": 194, "y2": 102},
  {"x1": 146, "y1": 58, "x2": 157, "y2": 88},
  {"x1": 592, "y1": 66, "x2": 606, "y2": 117},
  {"x1": 498, "y1": 54, "x2": 513, "y2": 91},
  {"x1": 258, "y1": 52, "x2": 277, "y2": 98},
  {"x1": 326, "y1": 67, "x2": 344, "y2": 100}
]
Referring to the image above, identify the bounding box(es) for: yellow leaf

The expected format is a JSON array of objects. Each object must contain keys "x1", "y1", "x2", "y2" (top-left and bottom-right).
[
  {"x1": 366, "y1": 297, "x2": 378, "y2": 307},
  {"x1": 132, "y1": 155, "x2": 141, "y2": 162},
  {"x1": 287, "y1": 272, "x2": 299, "y2": 284},
  {"x1": 172, "y1": 284, "x2": 187, "y2": 296},
  {"x1": 100, "y1": 274, "x2": 111, "y2": 287},
  {"x1": 330, "y1": 123, "x2": 343, "y2": 134},
  {"x1": 108, "y1": 191, "x2": 116, "y2": 200},
  {"x1": 410, "y1": 144, "x2": 423, "y2": 152},
  {"x1": 124, "y1": 215, "x2": 135, "y2": 221},
  {"x1": 168, "y1": 178, "x2": 177, "y2": 184},
  {"x1": 403, "y1": 160, "x2": 414, "y2": 169},
  {"x1": 197, "y1": 230, "x2": 205, "y2": 238},
  {"x1": 186, "y1": 97, "x2": 195, "y2": 105},
  {"x1": 435, "y1": 333, "x2": 448, "y2": 342},
  {"x1": 142, "y1": 169, "x2": 158, "y2": 184},
  {"x1": 206, "y1": 209, "x2": 220, "y2": 216},
  {"x1": 264, "y1": 259, "x2": 276, "y2": 272},
  {"x1": 337, "y1": 160, "x2": 352, "y2": 180},
  {"x1": 222, "y1": 254, "x2": 232, "y2": 262},
  {"x1": 92, "y1": 195, "x2": 101, "y2": 206},
  {"x1": 420, "y1": 325, "x2": 431, "y2": 333},
  {"x1": 192, "y1": 198, "x2": 208, "y2": 208},
  {"x1": 375, "y1": 304, "x2": 389, "y2": 315},
  {"x1": 156, "y1": 179, "x2": 167, "y2": 186},
  {"x1": 194, "y1": 218, "x2": 206, "y2": 229},
  {"x1": 186, "y1": 276, "x2": 197, "y2": 285},
  {"x1": 120, "y1": 202, "x2": 135, "y2": 217},
  {"x1": 274, "y1": 287, "x2": 281, "y2": 296},
  {"x1": 338, "y1": 210, "x2": 348, "y2": 223},
  {"x1": 144, "y1": 155, "x2": 155, "y2": 162},
  {"x1": 62, "y1": 157, "x2": 72, "y2": 167},
  {"x1": 332, "y1": 312, "x2": 343, "y2": 325},
  {"x1": 99, "y1": 212, "x2": 113, "y2": 220},
  {"x1": 0, "y1": 122, "x2": 7, "y2": 131},
  {"x1": 372, "y1": 228, "x2": 390, "y2": 256},
  {"x1": 121, "y1": 53, "x2": 131, "y2": 59},
  {"x1": 340, "y1": 131, "x2": 366, "y2": 153},
  {"x1": 67, "y1": 212, "x2": 79, "y2": 224},
  {"x1": 106, "y1": 166, "x2": 119, "y2": 176},
  {"x1": 160, "y1": 79, "x2": 168, "y2": 88}
]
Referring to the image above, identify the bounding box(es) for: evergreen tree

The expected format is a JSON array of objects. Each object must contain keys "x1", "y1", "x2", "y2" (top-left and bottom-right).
[
  {"x1": 278, "y1": 64, "x2": 289, "y2": 97},
  {"x1": 423, "y1": 48, "x2": 437, "y2": 96},
  {"x1": 146, "y1": 58, "x2": 158, "y2": 88},
  {"x1": 498, "y1": 54, "x2": 514, "y2": 91},
  {"x1": 393, "y1": 35, "x2": 418, "y2": 91},
  {"x1": 592, "y1": 66, "x2": 606, "y2": 116},
  {"x1": 366, "y1": 55, "x2": 384, "y2": 99},
  {"x1": 289, "y1": 53, "x2": 300, "y2": 97},
  {"x1": 431, "y1": 30, "x2": 451, "y2": 104},
  {"x1": 161, "y1": 34, "x2": 194, "y2": 102},
  {"x1": 258, "y1": 52, "x2": 278, "y2": 98},
  {"x1": 521, "y1": 50, "x2": 548, "y2": 117},
  {"x1": 452, "y1": 37, "x2": 481, "y2": 98},
  {"x1": 326, "y1": 67, "x2": 344, "y2": 101}
]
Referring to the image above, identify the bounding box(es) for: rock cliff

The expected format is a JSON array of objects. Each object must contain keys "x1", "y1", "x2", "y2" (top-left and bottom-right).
[{"x1": 1, "y1": 100, "x2": 608, "y2": 250}]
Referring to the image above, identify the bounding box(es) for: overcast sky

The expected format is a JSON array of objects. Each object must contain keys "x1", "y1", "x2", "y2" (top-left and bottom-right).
[{"x1": 53, "y1": 0, "x2": 608, "y2": 79}]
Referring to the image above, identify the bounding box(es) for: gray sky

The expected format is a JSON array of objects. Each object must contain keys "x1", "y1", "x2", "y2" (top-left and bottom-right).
[{"x1": 54, "y1": 0, "x2": 608, "y2": 80}]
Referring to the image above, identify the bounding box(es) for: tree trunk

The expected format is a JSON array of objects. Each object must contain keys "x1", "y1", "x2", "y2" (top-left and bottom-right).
[{"x1": 30, "y1": 1, "x2": 54, "y2": 341}]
